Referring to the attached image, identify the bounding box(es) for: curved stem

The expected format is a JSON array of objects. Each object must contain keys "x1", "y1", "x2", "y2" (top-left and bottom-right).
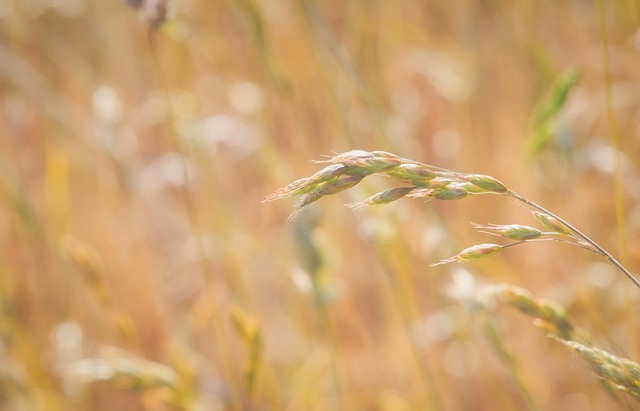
[{"x1": 508, "y1": 190, "x2": 640, "y2": 290}]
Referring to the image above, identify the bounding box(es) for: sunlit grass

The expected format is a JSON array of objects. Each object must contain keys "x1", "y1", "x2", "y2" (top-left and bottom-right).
[{"x1": 0, "y1": 1, "x2": 639, "y2": 410}]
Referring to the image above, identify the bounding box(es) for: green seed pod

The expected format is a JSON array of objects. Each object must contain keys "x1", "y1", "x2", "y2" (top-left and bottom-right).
[
  {"x1": 348, "y1": 156, "x2": 402, "y2": 172},
  {"x1": 458, "y1": 243, "x2": 503, "y2": 261},
  {"x1": 386, "y1": 164, "x2": 437, "y2": 186},
  {"x1": 533, "y1": 212, "x2": 571, "y2": 235},
  {"x1": 367, "y1": 186, "x2": 416, "y2": 205},
  {"x1": 496, "y1": 285, "x2": 574, "y2": 338},
  {"x1": 423, "y1": 177, "x2": 456, "y2": 189},
  {"x1": 466, "y1": 174, "x2": 508, "y2": 193},
  {"x1": 456, "y1": 181, "x2": 486, "y2": 194},
  {"x1": 370, "y1": 150, "x2": 402, "y2": 159},
  {"x1": 348, "y1": 186, "x2": 416, "y2": 209},
  {"x1": 318, "y1": 174, "x2": 365, "y2": 196},
  {"x1": 430, "y1": 186, "x2": 468, "y2": 200},
  {"x1": 308, "y1": 164, "x2": 348, "y2": 184},
  {"x1": 474, "y1": 223, "x2": 542, "y2": 240},
  {"x1": 327, "y1": 150, "x2": 373, "y2": 163}
]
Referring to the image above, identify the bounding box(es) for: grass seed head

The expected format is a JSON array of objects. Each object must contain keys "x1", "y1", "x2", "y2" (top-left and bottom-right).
[
  {"x1": 308, "y1": 163, "x2": 349, "y2": 183},
  {"x1": 466, "y1": 174, "x2": 509, "y2": 193},
  {"x1": 559, "y1": 340, "x2": 640, "y2": 399},
  {"x1": 385, "y1": 163, "x2": 437, "y2": 186},
  {"x1": 344, "y1": 156, "x2": 403, "y2": 172},
  {"x1": 263, "y1": 178, "x2": 312, "y2": 202},
  {"x1": 433, "y1": 243, "x2": 503, "y2": 266},
  {"x1": 264, "y1": 164, "x2": 350, "y2": 202},
  {"x1": 317, "y1": 174, "x2": 365, "y2": 196},
  {"x1": 288, "y1": 174, "x2": 366, "y2": 220},
  {"x1": 347, "y1": 186, "x2": 416, "y2": 209},
  {"x1": 314, "y1": 150, "x2": 373, "y2": 164},
  {"x1": 473, "y1": 223, "x2": 543, "y2": 240},
  {"x1": 422, "y1": 177, "x2": 456, "y2": 189},
  {"x1": 408, "y1": 185, "x2": 468, "y2": 201},
  {"x1": 429, "y1": 185, "x2": 469, "y2": 200},
  {"x1": 494, "y1": 284, "x2": 574, "y2": 338},
  {"x1": 533, "y1": 212, "x2": 572, "y2": 235},
  {"x1": 455, "y1": 181, "x2": 486, "y2": 194},
  {"x1": 370, "y1": 150, "x2": 402, "y2": 159}
]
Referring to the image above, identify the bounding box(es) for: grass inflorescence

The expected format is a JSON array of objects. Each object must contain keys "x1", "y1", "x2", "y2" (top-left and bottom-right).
[
  {"x1": 5, "y1": 1, "x2": 639, "y2": 409},
  {"x1": 266, "y1": 149, "x2": 640, "y2": 403},
  {"x1": 266, "y1": 150, "x2": 640, "y2": 290},
  {"x1": 482, "y1": 284, "x2": 640, "y2": 402}
]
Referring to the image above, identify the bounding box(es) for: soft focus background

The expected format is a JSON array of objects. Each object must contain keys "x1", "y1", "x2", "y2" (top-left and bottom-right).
[{"x1": 1, "y1": 1, "x2": 640, "y2": 410}]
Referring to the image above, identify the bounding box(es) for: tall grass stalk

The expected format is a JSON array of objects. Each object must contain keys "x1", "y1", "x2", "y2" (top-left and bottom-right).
[
  {"x1": 596, "y1": 0, "x2": 628, "y2": 265},
  {"x1": 596, "y1": 0, "x2": 638, "y2": 359},
  {"x1": 145, "y1": 25, "x2": 247, "y2": 410},
  {"x1": 297, "y1": 0, "x2": 399, "y2": 150}
]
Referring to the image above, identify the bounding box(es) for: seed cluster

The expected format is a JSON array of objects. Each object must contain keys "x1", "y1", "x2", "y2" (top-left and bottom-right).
[
  {"x1": 264, "y1": 150, "x2": 605, "y2": 268},
  {"x1": 264, "y1": 150, "x2": 506, "y2": 220},
  {"x1": 266, "y1": 150, "x2": 640, "y2": 402},
  {"x1": 485, "y1": 284, "x2": 640, "y2": 401}
]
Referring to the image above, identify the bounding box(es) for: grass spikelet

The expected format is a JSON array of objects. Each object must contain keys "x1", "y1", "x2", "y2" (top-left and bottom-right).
[
  {"x1": 315, "y1": 150, "x2": 403, "y2": 172},
  {"x1": 489, "y1": 284, "x2": 575, "y2": 340},
  {"x1": 289, "y1": 174, "x2": 365, "y2": 220},
  {"x1": 430, "y1": 186, "x2": 469, "y2": 201},
  {"x1": 312, "y1": 150, "x2": 374, "y2": 164},
  {"x1": 409, "y1": 185, "x2": 468, "y2": 201},
  {"x1": 432, "y1": 243, "x2": 503, "y2": 266},
  {"x1": 455, "y1": 181, "x2": 488, "y2": 194},
  {"x1": 481, "y1": 282, "x2": 640, "y2": 402},
  {"x1": 263, "y1": 164, "x2": 349, "y2": 203},
  {"x1": 263, "y1": 178, "x2": 312, "y2": 202},
  {"x1": 347, "y1": 186, "x2": 416, "y2": 209},
  {"x1": 472, "y1": 223, "x2": 543, "y2": 241},
  {"x1": 316, "y1": 174, "x2": 365, "y2": 196},
  {"x1": 464, "y1": 174, "x2": 509, "y2": 193},
  {"x1": 385, "y1": 163, "x2": 437, "y2": 186},
  {"x1": 419, "y1": 176, "x2": 455, "y2": 189},
  {"x1": 556, "y1": 340, "x2": 640, "y2": 400},
  {"x1": 532, "y1": 211, "x2": 572, "y2": 235},
  {"x1": 343, "y1": 156, "x2": 402, "y2": 172},
  {"x1": 307, "y1": 164, "x2": 349, "y2": 184},
  {"x1": 268, "y1": 149, "x2": 640, "y2": 289}
]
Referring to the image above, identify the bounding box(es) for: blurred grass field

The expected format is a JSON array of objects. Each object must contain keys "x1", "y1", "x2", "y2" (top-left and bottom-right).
[{"x1": 1, "y1": 0, "x2": 640, "y2": 410}]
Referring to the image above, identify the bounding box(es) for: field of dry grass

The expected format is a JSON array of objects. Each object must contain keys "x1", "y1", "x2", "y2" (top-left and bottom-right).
[{"x1": 1, "y1": 1, "x2": 640, "y2": 410}]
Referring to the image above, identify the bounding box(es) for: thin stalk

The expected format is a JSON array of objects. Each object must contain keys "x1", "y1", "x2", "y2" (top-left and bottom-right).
[
  {"x1": 482, "y1": 317, "x2": 540, "y2": 411},
  {"x1": 311, "y1": 282, "x2": 347, "y2": 411},
  {"x1": 597, "y1": 0, "x2": 628, "y2": 265},
  {"x1": 297, "y1": 0, "x2": 401, "y2": 151},
  {"x1": 508, "y1": 190, "x2": 640, "y2": 290},
  {"x1": 147, "y1": 34, "x2": 245, "y2": 411},
  {"x1": 597, "y1": 0, "x2": 638, "y2": 362}
]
